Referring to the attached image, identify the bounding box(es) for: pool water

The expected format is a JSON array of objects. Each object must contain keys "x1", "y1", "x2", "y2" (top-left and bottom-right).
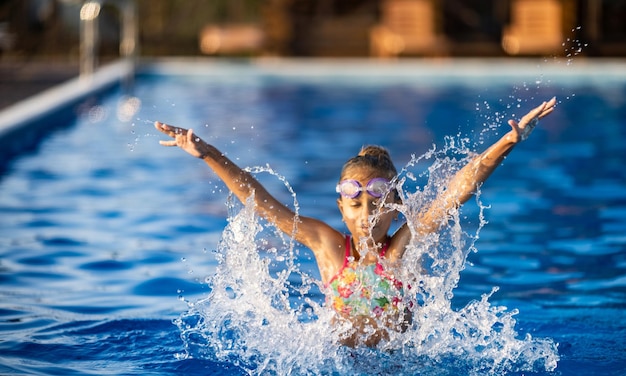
[{"x1": 1, "y1": 60, "x2": 625, "y2": 375}]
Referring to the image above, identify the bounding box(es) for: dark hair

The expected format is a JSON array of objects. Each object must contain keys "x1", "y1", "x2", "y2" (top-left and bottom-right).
[{"x1": 340, "y1": 145, "x2": 398, "y2": 181}]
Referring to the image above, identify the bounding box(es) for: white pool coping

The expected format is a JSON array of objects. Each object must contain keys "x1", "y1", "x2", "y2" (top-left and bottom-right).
[
  {"x1": 0, "y1": 59, "x2": 134, "y2": 139},
  {"x1": 138, "y1": 57, "x2": 626, "y2": 86},
  {"x1": 0, "y1": 57, "x2": 624, "y2": 155}
]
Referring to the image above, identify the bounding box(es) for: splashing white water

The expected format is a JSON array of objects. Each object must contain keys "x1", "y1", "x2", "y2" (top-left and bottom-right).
[{"x1": 174, "y1": 138, "x2": 559, "y2": 375}]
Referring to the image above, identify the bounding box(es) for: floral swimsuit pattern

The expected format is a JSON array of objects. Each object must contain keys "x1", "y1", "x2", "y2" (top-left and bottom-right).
[{"x1": 326, "y1": 235, "x2": 405, "y2": 317}]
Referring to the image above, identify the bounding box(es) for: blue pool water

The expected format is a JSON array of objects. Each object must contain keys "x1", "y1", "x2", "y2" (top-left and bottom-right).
[{"x1": 1, "y1": 60, "x2": 625, "y2": 375}]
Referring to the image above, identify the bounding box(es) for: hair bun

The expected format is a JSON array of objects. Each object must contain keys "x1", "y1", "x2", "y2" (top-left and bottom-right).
[
  {"x1": 358, "y1": 145, "x2": 392, "y2": 160},
  {"x1": 340, "y1": 145, "x2": 398, "y2": 180}
]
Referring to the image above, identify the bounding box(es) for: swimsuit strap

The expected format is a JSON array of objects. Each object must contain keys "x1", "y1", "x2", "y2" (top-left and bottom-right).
[
  {"x1": 326, "y1": 234, "x2": 390, "y2": 286},
  {"x1": 379, "y1": 238, "x2": 389, "y2": 258},
  {"x1": 325, "y1": 235, "x2": 351, "y2": 286},
  {"x1": 343, "y1": 235, "x2": 352, "y2": 268}
]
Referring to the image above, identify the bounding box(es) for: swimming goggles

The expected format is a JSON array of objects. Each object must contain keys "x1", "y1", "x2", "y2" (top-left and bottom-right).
[{"x1": 336, "y1": 178, "x2": 390, "y2": 199}]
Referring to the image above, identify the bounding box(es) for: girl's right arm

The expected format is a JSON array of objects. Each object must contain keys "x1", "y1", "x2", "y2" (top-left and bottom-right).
[
  {"x1": 154, "y1": 122, "x2": 345, "y2": 281},
  {"x1": 155, "y1": 122, "x2": 296, "y2": 234}
]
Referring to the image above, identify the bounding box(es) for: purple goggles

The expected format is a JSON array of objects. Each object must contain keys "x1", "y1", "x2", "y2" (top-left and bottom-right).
[{"x1": 336, "y1": 178, "x2": 390, "y2": 199}]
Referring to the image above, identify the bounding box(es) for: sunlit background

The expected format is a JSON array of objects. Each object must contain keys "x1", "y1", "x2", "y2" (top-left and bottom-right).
[{"x1": 2, "y1": 0, "x2": 626, "y2": 109}]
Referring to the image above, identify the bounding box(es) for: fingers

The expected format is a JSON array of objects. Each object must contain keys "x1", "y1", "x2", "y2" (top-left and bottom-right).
[
  {"x1": 154, "y1": 121, "x2": 187, "y2": 137},
  {"x1": 538, "y1": 106, "x2": 554, "y2": 119},
  {"x1": 155, "y1": 121, "x2": 189, "y2": 148},
  {"x1": 159, "y1": 140, "x2": 178, "y2": 147},
  {"x1": 154, "y1": 121, "x2": 169, "y2": 133},
  {"x1": 519, "y1": 97, "x2": 556, "y2": 123},
  {"x1": 537, "y1": 97, "x2": 557, "y2": 119},
  {"x1": 527, "y1": 101, "x2": 548, "y2": 119},
  {"x1": 507, "y1": 97, "x2": 555, "y2": 142}
]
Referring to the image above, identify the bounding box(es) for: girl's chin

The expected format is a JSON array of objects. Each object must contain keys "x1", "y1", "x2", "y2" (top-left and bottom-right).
[{"x1": 355, "y1": 229, "x2": 383, "y2": 241}]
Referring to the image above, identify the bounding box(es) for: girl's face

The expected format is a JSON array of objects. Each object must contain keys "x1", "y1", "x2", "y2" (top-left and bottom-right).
[{"x1": 336, "y1": 169, "x2": 397, "y2": 248}]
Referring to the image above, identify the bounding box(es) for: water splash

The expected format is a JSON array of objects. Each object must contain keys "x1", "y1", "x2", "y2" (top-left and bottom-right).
[{"x1": 175, "y1": 141, "x2": 559, "y2": 375}]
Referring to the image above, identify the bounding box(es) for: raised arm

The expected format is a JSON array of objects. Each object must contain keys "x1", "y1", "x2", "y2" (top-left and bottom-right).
[
  {"x1": 154, "y1": 121, "x2": 304, "y2": 233},
  {"x1": 154, "y1": 122, "x2": 346, "y2": 280},
  {"x1": 412, "y1": 97, "x2": 556, "y2": 235}
]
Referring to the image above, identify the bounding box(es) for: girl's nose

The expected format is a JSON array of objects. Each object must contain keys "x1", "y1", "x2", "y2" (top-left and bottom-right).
[{"x1": 360, "y1": 201, "x2": 377, "y2": 220}]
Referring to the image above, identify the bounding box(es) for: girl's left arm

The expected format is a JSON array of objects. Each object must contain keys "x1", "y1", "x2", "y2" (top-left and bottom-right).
[{"x1": 406, "y1": 97, "x2": 557, "y2": 237}]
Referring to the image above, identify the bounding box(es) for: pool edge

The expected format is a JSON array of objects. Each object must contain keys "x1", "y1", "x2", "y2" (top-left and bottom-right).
[
  {"x1": 1, "y1": 57, "x2": 624, "y2": 171},
  {"x1": 0, "y1": 59, "x2": 134, "y2": 171},
  {"x1": 138, "y1": 57, "x2": 626, "y2": 83}
]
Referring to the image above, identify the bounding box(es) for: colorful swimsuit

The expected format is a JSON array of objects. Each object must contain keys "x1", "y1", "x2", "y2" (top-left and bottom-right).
[{"x1": 326, "y1": 235, "x2": 405, "y2": 317}]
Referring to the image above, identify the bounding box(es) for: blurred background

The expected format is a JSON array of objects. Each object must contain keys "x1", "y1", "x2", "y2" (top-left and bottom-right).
[{"x1": 1, "y1": 0, "x2": 625, "y2": 108}]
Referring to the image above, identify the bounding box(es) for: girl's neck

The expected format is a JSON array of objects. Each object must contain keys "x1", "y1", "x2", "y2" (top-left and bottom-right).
[{"x1": 350, "y1": 235, "x2": 389, "y2": 262}]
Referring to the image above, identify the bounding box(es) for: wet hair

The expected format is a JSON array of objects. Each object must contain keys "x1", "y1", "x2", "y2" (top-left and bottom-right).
[{"x1": 340, "y1": 145, "x2": 398, "y2": 181}]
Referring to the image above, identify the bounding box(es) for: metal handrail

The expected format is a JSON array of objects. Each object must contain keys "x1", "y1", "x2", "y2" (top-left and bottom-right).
[{"x1": 79, "y1": 0, "x2": 138, "y2": 78}]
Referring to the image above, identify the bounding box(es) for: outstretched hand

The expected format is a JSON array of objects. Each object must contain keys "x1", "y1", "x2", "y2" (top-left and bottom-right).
[
  {"x1": 508, "y1": 97, "x2": 556, "y2": 142},
  {"x1": 154, "y1": 121, "x2": 210, "y2": 158}
]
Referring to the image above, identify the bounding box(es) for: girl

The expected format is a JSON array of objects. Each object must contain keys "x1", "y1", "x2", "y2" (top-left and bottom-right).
[{"x1": 155, "y1": 97, "x2": 556, "y2": 347}]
